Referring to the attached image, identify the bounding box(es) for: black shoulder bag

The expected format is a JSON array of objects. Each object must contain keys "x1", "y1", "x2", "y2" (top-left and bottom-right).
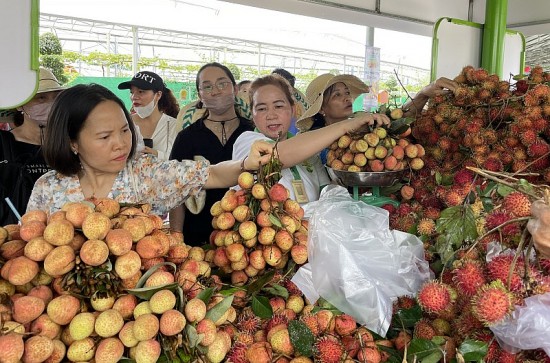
[{"x1": 0, "y1": 131, "x2": 36, "y2": 225}]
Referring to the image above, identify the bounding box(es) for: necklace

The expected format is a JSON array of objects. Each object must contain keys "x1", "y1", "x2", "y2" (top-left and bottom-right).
[{"x1": 206, "y1": 117, "x2": 238, "y2": 145}]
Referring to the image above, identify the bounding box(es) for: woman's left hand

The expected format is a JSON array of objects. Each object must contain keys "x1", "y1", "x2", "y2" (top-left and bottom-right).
[{"x1": 243, "y1": 140, "x2": 274, "y2": 171}]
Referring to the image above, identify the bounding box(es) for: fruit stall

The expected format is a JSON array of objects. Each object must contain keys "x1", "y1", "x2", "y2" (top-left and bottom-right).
[{"x1": 1, "y1": 64, "x2": 550, "y2": 363}]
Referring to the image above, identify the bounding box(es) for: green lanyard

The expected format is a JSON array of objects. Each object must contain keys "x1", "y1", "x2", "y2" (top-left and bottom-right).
[{"x1": 254, "y1": 129, "x2": 302, "y2": 181}]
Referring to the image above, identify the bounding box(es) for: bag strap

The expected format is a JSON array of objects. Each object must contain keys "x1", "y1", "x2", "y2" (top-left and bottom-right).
[{"x1": 0, "y1": 130, "x2": 16, "y2": 162}]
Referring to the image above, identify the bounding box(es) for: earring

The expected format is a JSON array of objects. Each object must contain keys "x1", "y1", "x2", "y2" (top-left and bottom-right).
[{"x1": 73, "y1": 150, "x2": 78, "y2": 155}]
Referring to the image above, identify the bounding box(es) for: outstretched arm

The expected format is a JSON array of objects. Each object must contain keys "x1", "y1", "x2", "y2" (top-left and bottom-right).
[
  {"x1": 527, "y1": 200, "x2": 550, "y2": 258},
  {"x1": 402, "y1": 77, "x2": 458, "y2": 117},
  {"x1": 275, "y1": 113, "x2": 390, "y2": 168}
]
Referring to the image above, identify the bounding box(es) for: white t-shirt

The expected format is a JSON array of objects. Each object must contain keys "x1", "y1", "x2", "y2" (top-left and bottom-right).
[
  {"x1": 232, "y1": 131, "x2": 330, "y2": 203},
  {"x1": 152, "y1": 113, "x2": 182, "y2": 160}
]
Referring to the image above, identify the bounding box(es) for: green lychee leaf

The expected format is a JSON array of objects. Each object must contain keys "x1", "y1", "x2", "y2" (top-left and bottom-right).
[
  {"x1": 391, "y1": 305, "x2": 422, "y2": 329},
  {"x1": 268, "y1": 213, "x2": 283, "y2": 228},
  {"x1": 219, "y1": 287, "x2": 245, "y2": 296},
  {"x1": 406, "y1": 338, "x2": 443, "y2": 362},
  {"x1": 134, "y1": 262, "x2": 177, "y2": 289},
  {"x1": 251, "y1": 295, "x2": 273, "y2": 319},
  {"x1": 288, "y1": 320, "x2": 314, "y2": 357},
  {"x1": 126, "y1": 282, "x2": 179, "y2": 301},
  {"x1": 458, "y1": 339, "x2": 488, "y2": 361},
  {"x1": 246, "y1": 269, "x2": 276, "y2": 295},
  {"x1": 185, "y1": 324, "x2": 202, "y2": 348},
  {"x1": 205, "y1": 294, "x2": 234, "y2": 323},
  {"x1": 196, "y1": 287, "x2": 215, "y2": 304},
  {"x1": 377, "y1": 344, "x2": 402, "y2": 363},
  {"x1": 263, "y1": 283, "x2": 289, "y2": 299}
]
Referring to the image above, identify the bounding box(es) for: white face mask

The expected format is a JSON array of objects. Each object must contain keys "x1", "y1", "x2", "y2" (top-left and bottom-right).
[
  {"x1": 22, "y1": 102, "x2": 53, "y2": 126},
  {"x1": 202, "y1": 94, "x2": 235, "y2": 114},
  {"x1": 134, "y1": 98, "x2": 157, "y2": 118}
]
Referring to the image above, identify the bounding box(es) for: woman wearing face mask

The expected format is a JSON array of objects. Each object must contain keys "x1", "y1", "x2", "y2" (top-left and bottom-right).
[
  {"x1": 0, "y1": 67, "x2": 64, "y2": 224},
  {"x1": 118, "y1": 71, "x2": 181, "y2": 160},
  {"x1": 169, "y1": 62, "x2": 253, "y2": 246}
]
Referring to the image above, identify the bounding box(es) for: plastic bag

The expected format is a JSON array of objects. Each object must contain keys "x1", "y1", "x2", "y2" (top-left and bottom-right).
[
  {"x1": 292, "y1": 185, "x2": 431, "y2": 336},
  {"x1": 490, "y1": 292, "x2": 550, "y2": 355}
]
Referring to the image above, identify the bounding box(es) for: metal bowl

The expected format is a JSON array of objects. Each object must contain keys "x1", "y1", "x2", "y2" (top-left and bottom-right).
[{"x1": 325, "y1": 166, "x2": 404, "y2": 187}]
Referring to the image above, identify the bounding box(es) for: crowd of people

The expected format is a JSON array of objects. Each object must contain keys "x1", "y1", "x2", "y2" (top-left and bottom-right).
[{"x1": 2, "y1": 64, "x2": 549, "y2": 258}]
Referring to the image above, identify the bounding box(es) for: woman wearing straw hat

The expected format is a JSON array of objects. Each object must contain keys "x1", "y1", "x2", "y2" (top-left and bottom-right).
[
  {"x1": 0, "y1": 67, "x2": 64, "y2": 225},
  {"x1": 296, "y1": 73, "x2": 390, "y2": 164}
]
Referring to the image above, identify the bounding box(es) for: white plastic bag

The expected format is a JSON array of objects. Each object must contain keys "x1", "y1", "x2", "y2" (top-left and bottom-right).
[
  {"x1": 490, "y1": 292, "x2": 550, "y2": 355},
  {"x1": 293, "y1": 185, "x2": 431, "y2": 336}
]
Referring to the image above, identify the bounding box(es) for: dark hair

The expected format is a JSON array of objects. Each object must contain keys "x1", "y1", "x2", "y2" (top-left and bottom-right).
[
  {"x1": 249, "y1": 74, "x2": 296, "y2": 109},
  {"x1": 237, "y1": 80, "x2": 251, "y2": 91},
  {"x1": 12, "y1": 111, "x2": 24, "y2": 127},
  {"x1": 195, "y1": 62, "x2": 237, "y2": 92},
  {"x1": 157, "y1": 88, "x2": 180, "y2": 118},
  {"x1": 272, "y1": 68, "x2": 296, "y2": 87},
  {"x1": 44, "y1": 84, "x2": 137, "y2": 176}
]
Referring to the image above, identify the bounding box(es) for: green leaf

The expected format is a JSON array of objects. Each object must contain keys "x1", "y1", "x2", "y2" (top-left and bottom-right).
[
  {"x1": 263, "y1": 284, "x2": 289, "y2": 299},
  {"x1": 119, "y1": 359, "x2": 135, "y2": 363},
  {"x1": 205, "y1": 295, "x2": 234, "y2": 323},
  {"x1": 431, "y1": 336, "x2": 446, "y2": 345},
  {"x1": 497, "y1": 184, "x2": 515, "y2": 197},
  {"x1": 135, "y1": 262, "x2": 177, "y2": 289},
  {"x1": 246, "y1": 270, "x2": 276, "y2": 295},
  {"x1": 185, "y1": 324, "x2": 202, "y2": 348},
  {"x1": 458, "y1": 339, "x2": 488, "y2": 361},
  {"x1": 196, "y1": 287, "x2": 215, "y2": 304},
  {"x1": 268, "y1": 214, "x2": 283, "y2": 228},
  {"x1": 406, "y1": 338, "x2": 443, "y2": 362},
  {"x1": 391, "y1": 305, "x2": 422, "y2": 329},
  {"x1": 288, "y1": 320, "x2": 315, "y2": 357},
  {"x1": 435, "y1": 171, "x2": 442, "y2": 185},
  {"x1": 176, "y1": 348, "x2": 193, "y2": 363},
  {"x1": 127, "y1": 282, "x2": 179, "y2": 301},
  {"x1": 219, "y1": 287, "x2": 245, "y2": 296},
  {"x1": 435, "y1": 206, "x2": 477, "y2": 264},
  {"x1": 251, "y1": 295, "x2": 273, "y2": 319}
]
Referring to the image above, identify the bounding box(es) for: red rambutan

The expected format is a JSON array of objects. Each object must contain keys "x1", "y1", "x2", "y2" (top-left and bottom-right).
[
  {"x1": 484, "y1": 210, "x2": 521, "y2": 236},
  {"x1": 452, "y1": 260, "x2": 486, "y2": 297},
  {"x1": 226, "y1": 342, "x2": 249, "y2": 363},
  {"x1": 417, "y1": 218, "x2": 436, "y2": 236},
  {"x1": 453, "y1": 168, "x2": 475, "y2": 186},
  {"x1": 314, "y1": 336, "x2": 344, "y2": 363},
  {"x1": 413, "y1": 319, "x2": 436, "y2": 340},
  {"x1": 482, "y1": 157, "x2": 504, "y2": 172},
  {"x1": 236, "y1": 308, "x2": 262, "y2": 334},
  {"x1": 471, "y1": 280, "x2": 515, "y2": 326},
  {"x1": 486, "y1": 254, "x2": 526, "y2": 292},
  {"x1": 502, "y1": 191, "x2": 532, "y2": 217},
  {"x1": 417, "y1": 281, "x2": 454, "y2": 314},
  {"x1": 444, "y1": 190, "x2": 463, "y2": 207}
]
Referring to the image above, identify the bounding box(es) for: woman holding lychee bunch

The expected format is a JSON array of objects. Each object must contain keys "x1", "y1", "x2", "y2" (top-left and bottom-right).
[
  {"x1": 25, "y1": 84, "x2": 274, "y2": 216},
  {"x1": 233, "y1": 74, "x2": 390, "y2": 203},
  {"x1": 296, "y1": 73, "x2": 391, "y2": 164}
]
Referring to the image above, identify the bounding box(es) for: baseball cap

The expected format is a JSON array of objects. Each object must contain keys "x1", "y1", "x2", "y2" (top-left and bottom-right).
[{"x1": 118, "y1": 71, "x2": 166, "y2": 91}]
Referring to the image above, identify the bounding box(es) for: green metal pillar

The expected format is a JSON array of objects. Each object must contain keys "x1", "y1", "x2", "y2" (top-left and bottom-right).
[{"x1": 481, "y1": 0, "x2": 508, "y2": 77}]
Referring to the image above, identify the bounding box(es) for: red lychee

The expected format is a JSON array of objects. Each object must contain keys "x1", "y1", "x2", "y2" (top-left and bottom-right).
[{"x1": 268, "y1": 183, "x2": 289, "y2": 202}]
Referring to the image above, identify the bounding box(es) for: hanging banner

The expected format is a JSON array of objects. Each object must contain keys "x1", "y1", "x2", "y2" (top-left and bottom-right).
[{"x1": 363, "y1": 46, "x2": 380, "y2": 112}]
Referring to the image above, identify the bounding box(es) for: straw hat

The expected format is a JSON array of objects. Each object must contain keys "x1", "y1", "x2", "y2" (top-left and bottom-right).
[
  {"x1": 296, "y1": 73, "x2": 369, "y2": 132},
  {"x1": 0, "y1": 67, "x2": 64, "y2": 123},
  {"x1": 37, "y1": 67, "x2": 65, "y2": 94}
]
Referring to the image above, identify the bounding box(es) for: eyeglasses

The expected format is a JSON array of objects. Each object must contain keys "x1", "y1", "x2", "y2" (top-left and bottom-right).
[{"x1": 199, "y1": 81, "x2": 232, "y2": 94}]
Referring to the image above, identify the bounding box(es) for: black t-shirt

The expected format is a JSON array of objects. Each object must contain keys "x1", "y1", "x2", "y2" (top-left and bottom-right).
[
  {"x1": 169, "y1": 116, "x2": 253, "y2": 246},
  {"x1": 0, "y1": 130, "x2": 50, "y2": 225}
]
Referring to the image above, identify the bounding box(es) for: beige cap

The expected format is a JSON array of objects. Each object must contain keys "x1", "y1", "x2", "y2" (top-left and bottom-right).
[{"x1": 296, "y1": 73, "x2": 369, "y2": 132}]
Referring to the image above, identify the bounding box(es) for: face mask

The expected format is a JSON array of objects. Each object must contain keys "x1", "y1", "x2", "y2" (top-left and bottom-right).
[
  {"x1": 134, "y1": 98, "x2": 157, "y2": 118},
  {"x1": 202, "y1": 94, "x2": 235, "y2": 114},
  {"x1": 22, "y1": 102, "x2": 53, "y2": 126}
]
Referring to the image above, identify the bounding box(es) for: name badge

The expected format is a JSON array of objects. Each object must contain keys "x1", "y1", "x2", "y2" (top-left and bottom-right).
[{"x1": 291, "y1": 180, "x2": 309, "y2": 204}]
